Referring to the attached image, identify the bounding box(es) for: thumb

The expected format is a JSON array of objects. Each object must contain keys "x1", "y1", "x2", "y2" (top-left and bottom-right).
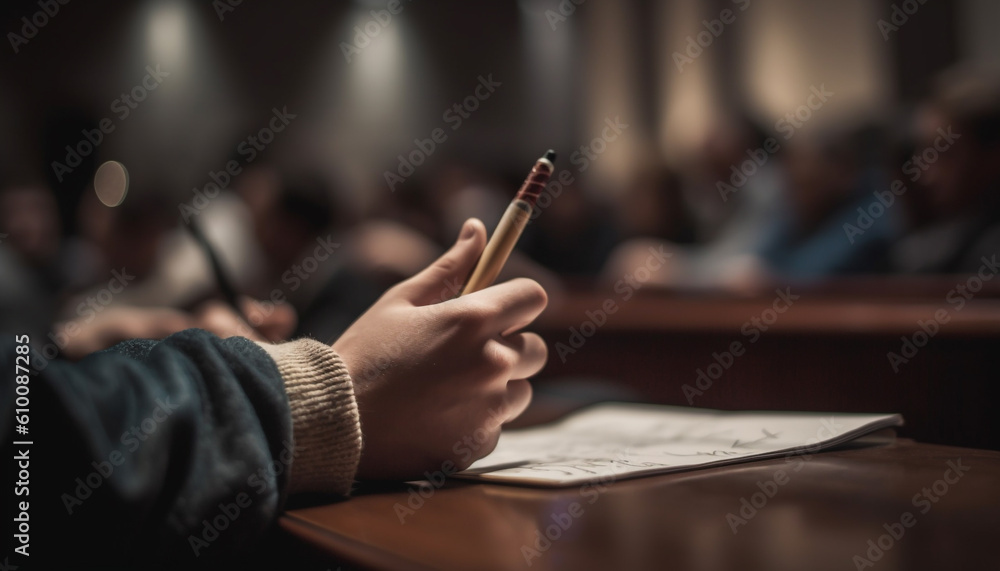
[{"x1": 397, "y1": 218, "x2": 487, "y2": 305}]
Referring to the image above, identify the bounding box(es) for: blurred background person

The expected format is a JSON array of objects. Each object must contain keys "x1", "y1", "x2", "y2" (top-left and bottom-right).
[
  {"x1": 890, "y1": 67, "x2": 1000, "y2": 274},
  {"x1": 519, "y1": 175, "x2": 619, "y2": 279},
  {"x1": 602, "y1": 114, "x2": 787, "y2": 291},
  {"x1": 755, "y1": 124, "x2": 896, "y2": 278},
  {"x1": 0, "y1": 181, "x2": 65, "y2": 339}
]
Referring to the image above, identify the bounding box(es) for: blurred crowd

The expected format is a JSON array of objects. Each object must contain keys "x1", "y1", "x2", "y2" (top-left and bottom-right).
[{"x1": 2, "y1": 67, "x2": 999, "y2": 358}]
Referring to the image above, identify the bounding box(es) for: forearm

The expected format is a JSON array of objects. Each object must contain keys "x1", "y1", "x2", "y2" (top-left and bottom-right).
[{"x1": 1, "y1": 329, "x2": 361, "y2": 567}]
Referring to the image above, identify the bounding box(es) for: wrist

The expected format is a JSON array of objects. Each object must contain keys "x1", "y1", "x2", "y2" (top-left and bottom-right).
[{"x1": 257, "y1": 338, "x2": 363, "y2": 495}]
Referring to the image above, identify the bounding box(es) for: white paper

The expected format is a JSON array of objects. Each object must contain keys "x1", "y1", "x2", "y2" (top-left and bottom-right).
[{"x1": 458, "y1": 403, "x2": 903, "y2": 486}]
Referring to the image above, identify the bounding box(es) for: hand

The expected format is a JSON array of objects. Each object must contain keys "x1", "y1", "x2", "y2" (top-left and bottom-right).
[
  {"x1": 57, "y1": 298, "x2": 297, "y2": 359},
  {"x1": 57, "y1": 306, "x2": 196, "y2": 360},
  {"x1": 333, "y1": 218, "x2": 548, "y2": 480},
  {"x1": 195, "y1": 297, "x2": 298, "y2": 343}
]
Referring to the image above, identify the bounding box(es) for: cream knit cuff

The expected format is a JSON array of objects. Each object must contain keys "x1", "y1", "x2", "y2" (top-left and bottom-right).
[{"x1": 257, "y1": 338, "x2": 362, "y2": 496}]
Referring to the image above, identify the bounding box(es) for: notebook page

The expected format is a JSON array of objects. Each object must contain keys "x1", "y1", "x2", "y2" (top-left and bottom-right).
[{"x1": 458, "y1": 403, "x2": 903, "y2": 486}]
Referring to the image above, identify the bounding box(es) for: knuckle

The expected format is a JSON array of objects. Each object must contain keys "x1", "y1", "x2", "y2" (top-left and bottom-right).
[
  {"x1": 515, "y1": 278, "x2": 548, "y2": 309},
  {"x1": 483, "y1": 341, "x2": 516, "y2": 375},
  {"x1": 485, "y1": 397, "x2": 510, "y2": 428},
  {"x1": 383, "y1": 282, "x2": 408, "y2": 301},
  {"x1": 457, "y1": 299, "x2": 494, "y2": 330}
]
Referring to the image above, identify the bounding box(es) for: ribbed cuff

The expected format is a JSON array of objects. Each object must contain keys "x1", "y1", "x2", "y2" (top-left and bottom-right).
[{"x1": 257, "y1": 338, "x2": 362, "y2": 495}]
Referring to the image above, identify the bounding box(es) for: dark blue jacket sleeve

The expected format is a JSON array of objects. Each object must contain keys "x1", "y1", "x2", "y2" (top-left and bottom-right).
[{"x1": 1, "y1": 329, "x2": 293, "y2": 569}]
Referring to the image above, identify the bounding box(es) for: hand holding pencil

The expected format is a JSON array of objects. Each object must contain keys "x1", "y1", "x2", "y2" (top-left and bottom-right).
[{"x1": 335, "y1": 216, "x2": 549, "y2": 479}]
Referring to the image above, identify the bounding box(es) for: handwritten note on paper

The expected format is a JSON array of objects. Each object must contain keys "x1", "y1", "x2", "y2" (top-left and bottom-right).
[{"x1": 458, "y1": 403, "x2": 903, "y2": 487}]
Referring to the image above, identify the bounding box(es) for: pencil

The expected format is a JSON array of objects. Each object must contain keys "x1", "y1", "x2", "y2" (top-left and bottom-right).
[
  {"x1": 184, "y1": 219, "x2": 252, "y2": 324},
  {"x1": 460, "y1": 150, "x2": 557, "y2": 296}
]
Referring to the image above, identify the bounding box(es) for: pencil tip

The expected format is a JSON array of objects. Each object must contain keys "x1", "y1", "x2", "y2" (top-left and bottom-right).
[{"x1": 544, "y1": 149, "x2": 557, "y2": 163}]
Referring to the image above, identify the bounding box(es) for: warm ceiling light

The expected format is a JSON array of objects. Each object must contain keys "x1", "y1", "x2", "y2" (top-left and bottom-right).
[{"x1": 94, "y1": 160, "x2": 130, "y2": 207}]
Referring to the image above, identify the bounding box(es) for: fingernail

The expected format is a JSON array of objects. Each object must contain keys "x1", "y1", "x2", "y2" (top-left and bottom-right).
[{"x1": 460, "y1": 219, "x2": 476, "y2": 240}]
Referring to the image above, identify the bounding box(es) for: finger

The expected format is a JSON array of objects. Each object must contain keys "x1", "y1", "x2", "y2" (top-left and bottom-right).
[
  {"x1": 459, "y1": 278, "x2": 548, "y2": 336},
  {"x1": 396, "y1": 218, "x2": 487, "y2": 306},
  {"x1": 502, "y1": 379, "x2": 533, "y2": 423},
  {"x1": 145, "y1": 309, "x2": 199, "y2": 339},
  {"x1": 491, "y1": 332, "x2": 548, "y2": 381},
  {"x1": 240, "y1": 297, "x2": 298, "y2": 342},
  {"x1": 198, "y1": 301, "x2": 265, "y2": 341}
]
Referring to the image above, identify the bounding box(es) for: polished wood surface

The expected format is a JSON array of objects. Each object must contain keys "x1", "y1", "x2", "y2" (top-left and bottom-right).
[
  {"x1": 281, "y1": 440, "x2": 1000, "y2": 570},
  {"x1": 537, "y1": 289, "x2": 1000, "y2": 335}
]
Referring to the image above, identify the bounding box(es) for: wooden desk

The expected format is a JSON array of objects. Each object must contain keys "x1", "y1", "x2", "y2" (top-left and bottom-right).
[
  {"x1": 280, "y1": 440, "x2": 1000, "y2": 570},
  {"x1": 533, "y1": 291, "x2": 1000, "y2": 449}
]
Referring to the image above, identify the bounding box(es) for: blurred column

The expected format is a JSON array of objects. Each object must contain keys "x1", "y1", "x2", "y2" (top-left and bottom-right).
[
  {"x1": 739, "y1": 0, "x2": 892, "y2": 130},
  {"x1": 111, "y1": 0, "x2": 242, "y2": 198},
  {"x1": 518, "y1": 0, "x2": 579, "y2": 160},
  {"x1": 656, "y1": 0, "x2": 720, "y2": 165},
  {"x1": 580, "y1": 0, "x2": 646, "y2": 193}
]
